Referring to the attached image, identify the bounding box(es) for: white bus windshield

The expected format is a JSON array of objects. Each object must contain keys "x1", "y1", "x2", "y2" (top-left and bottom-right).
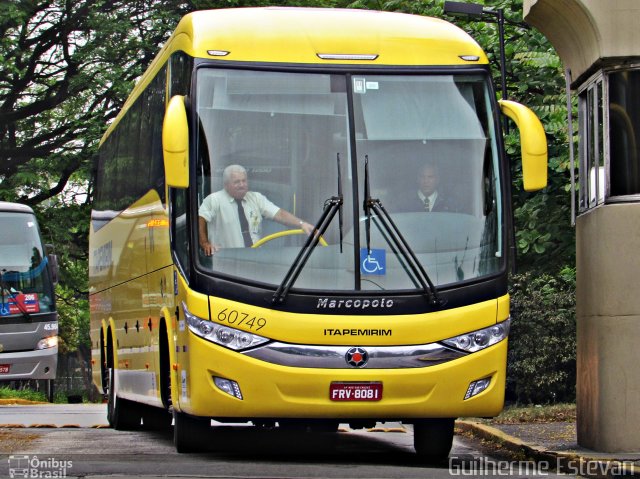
[
  {"x1": 194, "y1": 69, "x2": 502, "y2": 292},
  {"x1": 0, "y1": 212, "x2": 55, "y2": 316}
]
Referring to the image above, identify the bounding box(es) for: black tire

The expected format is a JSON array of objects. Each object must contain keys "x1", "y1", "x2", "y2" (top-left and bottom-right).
[
  {"x1": 173, "y1": 410, "x2": 211, "y2": 453},
  {"x1": 159, "y1": 321, "x2": 171, "y2": 409},
  {"x1": 142, "y1": 406, "x2": 172, "y2": 430},
  {"x1": 106, "y1": 367, "x2": 141, "y2": 430},
  {"x1": 413, "y1": 418, "x2": 455, "y2": 463},
  {"x1": 100, "y1": 332, "x2": 108, "y2": 395}
]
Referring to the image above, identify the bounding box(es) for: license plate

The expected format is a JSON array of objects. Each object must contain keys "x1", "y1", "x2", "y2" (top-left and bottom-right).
[
  {"x1": 329, "y1": 382, "x2": 382, "y2": 401},
  {"x1": 0, "y1": 364, "x2": 10, "y2": 374}
]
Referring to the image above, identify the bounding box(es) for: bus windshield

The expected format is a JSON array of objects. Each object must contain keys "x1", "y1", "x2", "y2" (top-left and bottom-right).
[
  {"x1": 0, "y1": 211, "x2": 55, "y2": 316},
  {"x1": 194, "y1": 69, "x2": 502, "y2": 292}
]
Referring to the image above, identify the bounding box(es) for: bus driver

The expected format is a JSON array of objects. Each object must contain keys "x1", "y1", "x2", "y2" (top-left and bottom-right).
[
  {"x1": 394, "y1": 162, "x2": 454, "y2": 213},
  {"x1": 198, "y1": 164, "x2": 315, "y2": 255}
]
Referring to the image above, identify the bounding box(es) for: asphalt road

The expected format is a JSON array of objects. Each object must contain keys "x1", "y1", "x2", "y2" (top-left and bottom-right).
[{"x1": 0, "y1": 404, "x2": 579, "y2": 478}]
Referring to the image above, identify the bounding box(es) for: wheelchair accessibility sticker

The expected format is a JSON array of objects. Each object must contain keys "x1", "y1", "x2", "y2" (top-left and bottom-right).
[{"x1": 360, "y1": 248, "x2": 386, "y2": 275}]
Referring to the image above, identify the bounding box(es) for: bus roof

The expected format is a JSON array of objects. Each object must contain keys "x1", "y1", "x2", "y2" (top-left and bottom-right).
[
  {"x1": 177, "y1": 7, "x2": 487, "y2": 66},
  {"x1": 102, "y1": 7, "x2": 488, "y2": 145},
  {"x1": 0, "y1": 202, "x2": 35, "y2": 214}
]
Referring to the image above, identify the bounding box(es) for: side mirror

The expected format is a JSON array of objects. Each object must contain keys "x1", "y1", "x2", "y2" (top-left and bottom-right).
[
  {"x1": 45, "y1": 245, "x2": 59, "y2": 286},
  {"x1": 499, "y1": 99, "x2": 548, "y2": 191},
  {"x1": 163, "y1": 95, "x2": 190, "y2": 188}
]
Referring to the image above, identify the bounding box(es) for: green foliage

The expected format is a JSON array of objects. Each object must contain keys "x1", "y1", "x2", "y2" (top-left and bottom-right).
[
  {"x1": 0, "y1": 1, "x2": 194, "y2": 205},
  {"x1": 0, "y1": 386, "x2": 48, "y2": 403},
  {"x1": 507, "y1": 270, "x2": 576, "y2": 404},
  {"x1": 54, "y1": 279, "x2": 90, "y2": 355},
  {"x1": 0, "y1": 385, "x2": 83, "y2": 404},
  {"x1": 36, "y1": 199, "x2": 91, "y2": 355}
]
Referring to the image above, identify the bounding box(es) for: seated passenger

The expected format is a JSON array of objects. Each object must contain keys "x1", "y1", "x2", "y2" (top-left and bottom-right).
[{"x1": 198, "y1": 164, "x2": 314, "y2": 255}]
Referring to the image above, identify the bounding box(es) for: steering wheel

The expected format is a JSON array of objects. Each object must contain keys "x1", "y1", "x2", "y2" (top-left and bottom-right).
[{"x1": 251, "y1": 229, "x2": 328, "y2": 248}]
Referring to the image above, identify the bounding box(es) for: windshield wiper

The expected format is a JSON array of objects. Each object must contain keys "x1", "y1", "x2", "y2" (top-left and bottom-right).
[
  {"x1": 337, "y1": 153, "x2": 344, "y2": 253},
  {"x1": 272, "y1": 154, "x2": 344, "y2": 305},
  {"x1": 362, "y1": 157, "x2": 443, "y2": 307}
]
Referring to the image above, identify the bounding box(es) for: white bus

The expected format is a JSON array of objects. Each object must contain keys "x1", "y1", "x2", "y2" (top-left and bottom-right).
[{"x1": 0, "y1": 202, "x2": 59, "y2": 401}]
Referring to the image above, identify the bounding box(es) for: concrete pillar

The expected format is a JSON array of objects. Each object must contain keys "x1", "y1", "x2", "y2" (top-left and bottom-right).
[{"x1": 576, "y1": 206, "x2": 640, "y2": 451}]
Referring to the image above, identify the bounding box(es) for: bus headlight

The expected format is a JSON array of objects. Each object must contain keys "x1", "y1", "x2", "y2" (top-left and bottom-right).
[
  {"x1": 182, "y1": 302, "x2": 270, "y2": 351},
  {"x1": 441, "y1": 318, "x2": 510, "y2": 353},
  {"x1": 37, "y1": 336, "x2": 58, "y2": 350}
]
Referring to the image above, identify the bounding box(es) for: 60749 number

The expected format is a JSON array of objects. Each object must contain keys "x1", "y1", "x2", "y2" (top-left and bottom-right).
[{"x1": 216, "y1": 308, "x2": 267, "y2": 331}]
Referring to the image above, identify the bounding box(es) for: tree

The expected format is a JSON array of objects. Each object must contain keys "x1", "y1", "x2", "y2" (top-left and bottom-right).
[
  {"x1": 0, "y1": 0, "x2": 194, "y2": 205},
  {"x1": 508, "y1": 270, "x2": 576, "y2": 403}
]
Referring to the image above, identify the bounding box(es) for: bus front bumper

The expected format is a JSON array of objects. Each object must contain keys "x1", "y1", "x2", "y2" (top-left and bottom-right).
[
  {"x1": 0, "y1": 347, "x2": 58, "y2": 380},
  {"x1": 177, "y1": 336, "x2": 506, "y2": 420}
]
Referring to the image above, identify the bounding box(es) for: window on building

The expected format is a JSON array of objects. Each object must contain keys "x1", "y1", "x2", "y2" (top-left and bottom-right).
[
  {"x1": 578, "y1": 67, "x2": 640, "y2": 214},
  {"x1": 578, "y1": 75, "x2": 606, "y2": 212},
  {"x1": 609, "y1": 69, "x2": 640, "y2": 198}
]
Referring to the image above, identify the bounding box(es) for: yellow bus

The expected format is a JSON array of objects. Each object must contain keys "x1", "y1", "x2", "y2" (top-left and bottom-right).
[{"x1": 89, "y1": 7, "x2": 547, "y2": 459}]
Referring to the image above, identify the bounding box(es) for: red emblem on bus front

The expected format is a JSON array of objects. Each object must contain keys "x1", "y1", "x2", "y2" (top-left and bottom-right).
[{"x1": 345, "y1": 347, "x2": 369, "y2": 368}]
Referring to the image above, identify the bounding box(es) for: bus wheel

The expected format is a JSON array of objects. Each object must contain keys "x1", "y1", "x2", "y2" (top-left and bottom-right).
[
  {"x1": 106, "y1": 367, "x2": 141, "y2": 430},
  {"x1": 142, "y1": 406, "x2": 172, "y2": 430},
  {"x1": 173, "y1": 410, "x2": 211, "y2": 453},
  {"x1": 413, "y1": 418, "x2": 455, "y2": 463}
]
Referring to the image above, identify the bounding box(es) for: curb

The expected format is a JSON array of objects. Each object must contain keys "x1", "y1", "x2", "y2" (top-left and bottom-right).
[
  {"x1": 457, "y1": 420, "x2": 639, "y2": 479},
  {"x1": 0, "y1": 399, "x2": 49, "y2": 406}
]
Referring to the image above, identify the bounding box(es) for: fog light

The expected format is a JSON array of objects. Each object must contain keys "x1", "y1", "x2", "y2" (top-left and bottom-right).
[
  {"x1": 213, "y1": 377, "x2": 243, "y2": 400},
  {"x1": 464, "y1": 377, "x2": 491, "y2": 400}
]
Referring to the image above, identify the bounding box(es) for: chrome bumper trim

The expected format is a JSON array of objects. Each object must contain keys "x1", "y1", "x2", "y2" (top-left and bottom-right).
[{"x1": 242, "y1": 342, "x2": 467, "y2": 369}]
